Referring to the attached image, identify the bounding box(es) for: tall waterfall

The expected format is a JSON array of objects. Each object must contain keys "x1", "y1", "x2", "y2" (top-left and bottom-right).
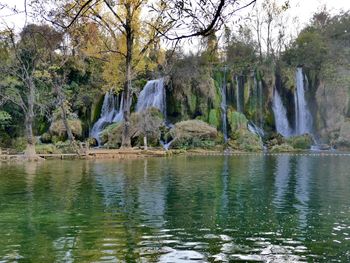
[
  {"x1": 91, "y1": 91, "x2": 123, "y2": 144},
  {"x1": 272, "y1": 88, "x2": 292, "y2": 137},
  {"x1": 221, "y1": 70, "x2": 228, "y2": 142},
  {"x1": 294, "y1": 68, "x2": 313, "y2": 135},
  {"x1": 136, "y1": 78, "x2": 166, "y2": 116},
  {"x1": 253, "y1": 74, "x2": 264, "y2": 129},
  {"x1": 235, "y1": 75, "x2": 242, "y2": 113}
]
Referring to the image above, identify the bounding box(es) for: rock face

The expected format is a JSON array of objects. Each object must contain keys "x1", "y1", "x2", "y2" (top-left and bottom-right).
[
  {"x1": 315, "y1": 69, "x2": 350, "y2": 142},
  {"x1": 335, "y1": 120, "x2": 350, "y2": 150}
]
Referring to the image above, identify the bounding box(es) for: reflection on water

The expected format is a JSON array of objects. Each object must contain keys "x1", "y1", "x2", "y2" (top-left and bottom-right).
[{"x1": 0, "y1": 156, "x2": 350, "y2": 262}]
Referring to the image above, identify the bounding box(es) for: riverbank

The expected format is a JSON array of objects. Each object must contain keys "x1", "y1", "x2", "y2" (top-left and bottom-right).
[{"x1": 2, "y1": 147, "x2": 350, "y2": 162}]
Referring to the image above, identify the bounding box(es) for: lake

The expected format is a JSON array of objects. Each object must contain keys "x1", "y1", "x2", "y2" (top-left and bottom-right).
[{"x1": 0, "y1": 155, "x2": 350, "y2": 262}]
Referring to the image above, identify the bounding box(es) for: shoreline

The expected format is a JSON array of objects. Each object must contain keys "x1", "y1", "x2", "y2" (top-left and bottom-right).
[{"x1": 1, "y1": 148, "x2": 350, "y2": 162}]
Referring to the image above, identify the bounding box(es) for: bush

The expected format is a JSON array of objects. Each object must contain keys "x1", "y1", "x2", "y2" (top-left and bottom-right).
[
  {"x1": 287, "y1": 134, "x2": 313, "y2": 149},
  {"x1": 40, "y1": 132, "x2": 52, "y2": 143},
  {"x1": 12, "y1": 137, "x2": 27, "y2": 152},
  {"x1": 228, "y1": 128, "x2": 262, "y2": 152},
  {"x1": 270, "y1": 143, "x2": 296, "y2": 153},
  {"x1": 49, "y1": 119, "x2": 82, "y2": 138},
  {"x1": 35, "y1": 144, "x2": 59, "y2": 154}
]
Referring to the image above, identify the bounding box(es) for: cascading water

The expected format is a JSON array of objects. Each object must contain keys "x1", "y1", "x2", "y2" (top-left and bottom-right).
[
  {"x1": 136, "y1": 78, "x2": 166, "y2": 116},
  {"x1": 252, "y1": 73, "x2": 264, "y2": 129},
  {"x1": 272, "y1": 88, "x2": 292, "y2": 137},
  {"x1": 113, "y1": 95, "x2": 124, "y2": 123},
  {"x1": 258, "y1": 79, "x2": 264, "y2": 128},
  {"x1": 235, "y1": 75, "x2": 242, "y2": 113},
  {"x1": 91, "y1": 91, "x2": 123, "y2": 145},
  {"x1": 221, "y1": 69, "x2": 228, "y2": 142},
  {"x1": 294, "y1": 68, "x2": 313, "y2": 135}
]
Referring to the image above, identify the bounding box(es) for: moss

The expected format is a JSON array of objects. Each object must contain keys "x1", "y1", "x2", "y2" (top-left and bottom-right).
[
  {"x1": 54, "y1": 141, "x2": 76, "y2": 153},
  {"x1": 188, "y1": 94, "x2": 197, "y2": 114},
  {"x1": 227, "y1": 110, "x2": 248, "y2": 132},
  {"x1": 12, "y1": 137, "x2": 27, "y2": 152},
  {"x1": 287, "y1": 134, "x2": 313, "y2": 149},
  {"x1": 270, "y1": 143, "x2": 296, "y2": 153},
  {"x1": 208, "y1": 109, "x2": 220, "y2": 128},
  {"x1": 171, "y1": 120, "x2": 218, "y2": 149},
  {"x1": 35, "y1": 144, "x2": 59, "y2": 154},
  {"x1": 50, "y1": 119, "x2": 83, "y2": 138},
  {"x1": 228, "y1": 128, "x2": 262, "y2": 152},
  {"x1": 100, "y1": 122, "x2": 123, "y2": 147},
  {"x1": 91, "y1": 94, "x2": 105, "y2": 123}
]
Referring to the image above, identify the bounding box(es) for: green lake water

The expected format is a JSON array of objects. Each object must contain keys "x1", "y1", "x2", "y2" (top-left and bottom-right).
[{"x1": 0, "y1": 155, "x2": 350, "y2": 262}]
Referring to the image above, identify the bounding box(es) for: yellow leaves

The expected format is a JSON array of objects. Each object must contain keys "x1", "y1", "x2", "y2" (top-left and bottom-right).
[{"x1": 102, "y1": 54, "x2": 125, "y2": 92}]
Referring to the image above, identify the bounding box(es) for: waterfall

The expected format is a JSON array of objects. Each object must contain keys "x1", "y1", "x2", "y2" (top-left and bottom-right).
[
  {"x1": 294, "y1": 68, "x2": 313, "y2": 135},
  {"x1": 136, "y1": 78, "x2": 166, "y2": 116},
  {"x1": 253, "y1": 73, "x2": 264, "y2": 129},
  {"x1": 113, "y1": 94, "x2": 124, "y2": 123},
  {"x1": 272, "y1": 88, "x2": 292, "y2": 137},
  {"x1": 91, "y1": 91, "x2": 123, "y2": 145},
  {"x1": 248, "y1": 122, "x2": 264, "y2": 138},
  {"x1": 221, "y1": 69, "x2": 228, "y2": 142},
  {"x1": 258, "y1": 79, "x2": 264, "y2": 128},
  {"x1": 235, "y1": 75, "x2": 242, "y2": 113}
]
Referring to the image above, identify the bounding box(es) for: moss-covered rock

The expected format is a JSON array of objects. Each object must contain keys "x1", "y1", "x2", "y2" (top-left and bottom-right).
[
  {"x1": 270, "y1": 143, "x2": 296, "y2": 153},
  {"x1": 170, "y1": 120, "x2": 218, "y2": 149},
  {"x1": 227, "y1": 110, "x2": 248, "y2": 132},
  {"x1": 49, "y1": 119, "x2": 82, "y2": 138},
  {"x1": 228, "y1": 128, "x2": 263, "y2": 152},
  {"x1": 208, "y1": 109, "x2": 220, "y2": 128},
  {"x1": 286, "y1": 134, "x2": 313, "y2": 149}
]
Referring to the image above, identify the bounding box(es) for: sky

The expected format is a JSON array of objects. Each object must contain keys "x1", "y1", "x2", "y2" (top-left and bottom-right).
[{"x1": 1, "y1": 0, "x2": 350, "y2": 42}]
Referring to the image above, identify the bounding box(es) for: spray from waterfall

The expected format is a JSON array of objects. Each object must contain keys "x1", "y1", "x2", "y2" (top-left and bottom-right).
[
  {"x1": 136, "y1": 78, "x2": 166, "y2": 116},
  {"x1": 272, "y1": 88, "x2": 292, "y2": 137},
  {"x1": 294, "y1": 68, "x2": 313, "y2": 135},
  {"x1": 221, "y1": 69, "x2": 228, "y2": 142},
  {"x1": 91, "y1": 91, "x2": 123, "y2": 145},
  {"x1": 235, "y1": 75, "x2": 242, "y2": 113}
]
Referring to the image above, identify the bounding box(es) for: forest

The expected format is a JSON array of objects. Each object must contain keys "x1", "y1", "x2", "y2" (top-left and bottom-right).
[{"x1": 1, "y1": 0, "x2": 350, "y2": 157}]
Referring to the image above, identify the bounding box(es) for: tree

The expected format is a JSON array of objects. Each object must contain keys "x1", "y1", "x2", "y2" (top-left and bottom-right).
[
  {"x1": 0, "y1": 24, "x2": 62, "y2": 157},
  {"x1": 31, "y1": 0, "x2": 257, "y2": 148}
]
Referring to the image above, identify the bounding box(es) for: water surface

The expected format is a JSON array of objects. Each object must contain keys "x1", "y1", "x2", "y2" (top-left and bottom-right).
[{"x1": 0, "y1": 155, "x2": 350, "y2": 262}]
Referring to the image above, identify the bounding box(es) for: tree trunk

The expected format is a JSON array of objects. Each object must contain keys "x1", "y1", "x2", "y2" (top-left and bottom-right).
[
  {"x1": 121, "y1": 8, "x2": 133, "y2": 149},
  {"x1": 60, "y1": 103, "x2": 75, "y2": 143},
  {"x1": 25, "y1": 79, "x2": 37, "y2": 158},
  {"x1": 143, "y1": 136, "x2": 148, "y2": 150}
]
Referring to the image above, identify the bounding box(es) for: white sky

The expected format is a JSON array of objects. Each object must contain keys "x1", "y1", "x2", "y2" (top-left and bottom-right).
[{"x1": 1, "y1": 0, "x2": 350, "y2": 47}]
